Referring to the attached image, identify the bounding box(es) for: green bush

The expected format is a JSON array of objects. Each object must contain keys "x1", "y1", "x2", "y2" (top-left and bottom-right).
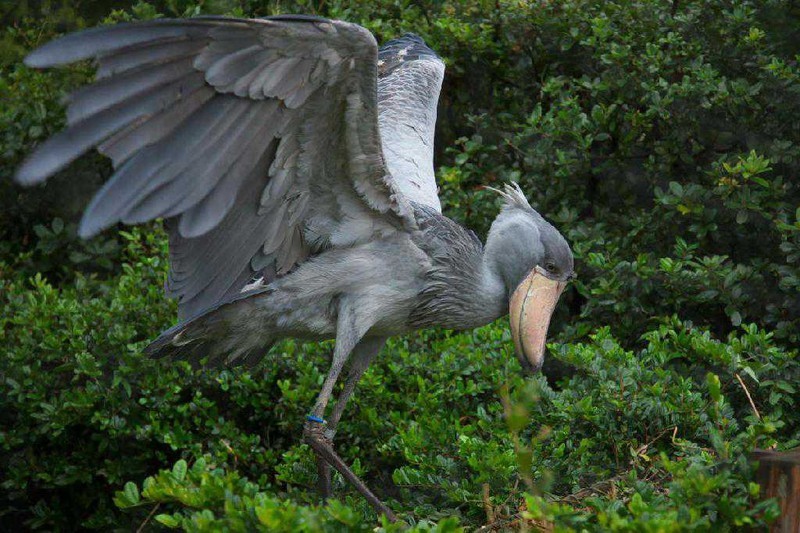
[
  {"x1": 2, "y1": 0, "x2": 799, "y2": 530},
  {"x1": 2, "y1": 231, "x2": 796, "y2": 529}
]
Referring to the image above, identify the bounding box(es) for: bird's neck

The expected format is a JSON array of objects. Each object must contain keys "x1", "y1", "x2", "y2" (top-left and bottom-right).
[
  {"x1": 447, "y1": 248, "x2": 508, "y2": 329},
  {"x1": 472, "y1": 256, "x2": 510, "y2": 325},
  {"x1": 410, "y1": 232, "x2": 508, "y2": 331}
]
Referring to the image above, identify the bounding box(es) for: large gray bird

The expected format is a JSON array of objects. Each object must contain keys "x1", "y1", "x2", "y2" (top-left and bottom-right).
[{"x1": 16, "y1": 15, "x2": 574, "y2": 519}]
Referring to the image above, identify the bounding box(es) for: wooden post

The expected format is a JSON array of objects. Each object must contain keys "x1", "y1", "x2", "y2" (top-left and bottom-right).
[{"x1": 752, "y1": 449, "x2": 800, "y2": 532}]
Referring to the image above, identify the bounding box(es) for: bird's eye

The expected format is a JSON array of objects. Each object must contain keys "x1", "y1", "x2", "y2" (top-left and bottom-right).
[{"x1": 545, "y1": 262, "x2": 557, "y2": 273}]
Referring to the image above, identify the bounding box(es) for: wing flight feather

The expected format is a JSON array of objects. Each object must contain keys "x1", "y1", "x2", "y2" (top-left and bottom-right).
[
  {"x1": 17, "y1": 16, "x2": 413, "y2": 320},
  {"x1": 377, "y1": 34, "x2": 445, "y2": 212}
]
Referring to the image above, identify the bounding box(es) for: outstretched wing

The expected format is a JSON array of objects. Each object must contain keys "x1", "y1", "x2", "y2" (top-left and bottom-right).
[
  {"x1": 377, "y1": 33, "x2": 445, "y2": 212},
  {"x1": 17, "y1": 15, "x2": 414, "y2": 320}
]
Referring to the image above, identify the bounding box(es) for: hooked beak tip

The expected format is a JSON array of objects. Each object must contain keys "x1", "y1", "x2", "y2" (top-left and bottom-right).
[{"x1": 518, "y1": 355, "x2": 544, "y2": 374}]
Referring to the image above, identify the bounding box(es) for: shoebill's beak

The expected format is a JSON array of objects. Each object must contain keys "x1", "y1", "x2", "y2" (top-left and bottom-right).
[{"x1": 509, "y1": 265, "x2": 567, "y2": 373}]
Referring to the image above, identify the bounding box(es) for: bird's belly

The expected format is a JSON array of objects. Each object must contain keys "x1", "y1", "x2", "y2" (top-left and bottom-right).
[
  {"x1": 261, "y1": 289, "x2": 414, "y2": 341},
  {"x1": 268, "y1": 294, "x2": 338, "y2": 339},
  {"x1": 258, "y1": 235, "x2": 429, "y2": 341},
  {"x1": 368, "y1": 311, "x2": 415, "y2": 337},
  {"x1": 355, "y1": 285, "x2": 420, "y2": 337}
]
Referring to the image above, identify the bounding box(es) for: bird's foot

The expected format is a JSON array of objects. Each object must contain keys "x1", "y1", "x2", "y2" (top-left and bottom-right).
[
  {"x1": 304, "y1": 416, "x2": 334, "y2": 498},
  {"x1": 304, "y1": 415, "x2": 335, "y2": 443},
  {"x1": 303, "y1": 417, "x2": 396, "y2": 522}
]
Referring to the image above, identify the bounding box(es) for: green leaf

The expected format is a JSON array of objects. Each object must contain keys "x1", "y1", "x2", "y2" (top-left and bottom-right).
[
  {"x1": 172, "y1": 459, "x2": 188, "y2": 481},
  {"x1": 736, "y1": 211, "x2": 748, "y2": 224},
  {"x1": 628, "y1": 492, "x2": 646, "y2": 516},
  {"x1": 707, "y1": 373, "x2": 722, "y2": 403},
  {"x1": 33, "y1": 224, "x2": 49, "y2": 238},
  {"x1": 123, "y1": 482, "x2": 140, "y2": 505},
  {"x1": 740, "y1": 366, "x2": 758, "y2": 384},
  {"x1": 155, "y1": 514, "x2": 181, "y2": 528},
  {"x1": 668, "y1": 181, "x2": 683, "y2": 195}
]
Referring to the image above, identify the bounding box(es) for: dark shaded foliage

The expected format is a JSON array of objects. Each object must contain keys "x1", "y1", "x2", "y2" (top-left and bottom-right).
[{"x1": 1, "y1": 0, "x2": 798, "y2": 530}]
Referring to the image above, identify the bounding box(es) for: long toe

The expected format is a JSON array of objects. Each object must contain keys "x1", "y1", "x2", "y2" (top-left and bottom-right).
[{"x1": 303, "y1": 421, "x2": 396, "y2": 521}]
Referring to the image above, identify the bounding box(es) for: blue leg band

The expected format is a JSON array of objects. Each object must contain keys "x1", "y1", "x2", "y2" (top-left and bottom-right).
[{"x1": 306, "y1": 414, "x2": 325, "y2": 424}]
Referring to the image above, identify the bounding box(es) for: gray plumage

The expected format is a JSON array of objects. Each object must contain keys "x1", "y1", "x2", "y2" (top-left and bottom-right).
[
  {"x1": 18, "y1": 15, "x2": 417, "y2": 320},
  {"x1": 16, "y1": 16, "x2": 574, "y2": 518},
  {"x1": 409, "y1": 203, "x2": 497, "y2": 330},
  {"x1": 378, "y1": 34, "x2": 444, "y2": 211}
]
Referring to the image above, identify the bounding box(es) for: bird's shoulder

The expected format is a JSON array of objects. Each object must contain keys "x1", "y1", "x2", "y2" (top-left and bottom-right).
[
  {"x1": 410, "y1": 203, "x2": 483, "y2": 261},
  {"x1": 378, "y1": 33, "x2": 442, "y2": 78}
]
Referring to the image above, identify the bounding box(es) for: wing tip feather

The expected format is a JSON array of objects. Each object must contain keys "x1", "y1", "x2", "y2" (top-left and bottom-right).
[
  {"x1": 14, "y1": 140, "x2": 73, "y2": 186},
  {"x1": 14, "y1": 158, "x2": 45, "y2": 186},
  {"x1": 78, "y1": 184, "x2": 122, "y2": 238},
  {"x1": 23, "y1": 49, "x2": 51, "y2": 69},
  {"x1": 22, "y1": 26, "x2": 112, "y2": 67},
  {"x1": 77, "y1": 217, "x2": 101, "y2": 239}
]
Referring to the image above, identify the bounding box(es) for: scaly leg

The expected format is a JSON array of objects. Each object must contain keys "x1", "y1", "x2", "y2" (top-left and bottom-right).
[
  {"x1": 304, "y1": 421, "x2": 395, "y2": 520},
  {"x1": 302, "y1": 299, "x2": 394, "y2": 519},
  {"x1": 314, "y1": 337, "x2": 386, "y2": 498}
]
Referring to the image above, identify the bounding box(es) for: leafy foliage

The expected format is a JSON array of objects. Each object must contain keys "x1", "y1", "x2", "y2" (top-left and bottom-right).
[
  {"x1": 2, "y1": 0, "x2": 799, "y2": 530},
  {"x1": 2, "y1": 233, "x2": 796, "y2": 530}
]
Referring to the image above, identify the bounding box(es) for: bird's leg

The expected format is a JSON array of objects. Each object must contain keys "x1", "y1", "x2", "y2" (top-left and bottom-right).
[
  {"x1": 304, "y1": 345, "x2": 395, "y2": 520},
  {"x1": 303, "y1": 300, "x2": 395, "y2": 520},
  {"x1": 328, "y1": 336, "x2": 385, "y2": 429},
  {"x1": 304, "y1": 426, "x2": 396, "y2": 521},
  {"x1": 304, "y1": 327, "x2": 355, "y2": 498},
  {"x1": 315, "y1": 337, "x2": 386, "y2": 498},
  {"x1": 306, "y1": 298, "x2": 365, "y2": 419}
]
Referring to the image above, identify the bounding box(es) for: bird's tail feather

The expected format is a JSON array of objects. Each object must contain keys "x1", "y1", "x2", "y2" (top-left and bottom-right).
[{"x1": 145, "y1": 288, "x2": 274, "y2": 369}]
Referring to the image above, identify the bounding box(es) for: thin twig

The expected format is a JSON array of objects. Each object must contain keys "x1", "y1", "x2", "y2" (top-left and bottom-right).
[
  {"x1": 136, "y1": 503, "x2": 161, "y2": 533},
  {"x1": 734, "y1": 373, "x2": 778, "y2": 449},
  {"x1": 221, "y1": 439, "x2": 239, "y2": 466},
  {"x1": 734, "y1": 373, "x2": 761, "y2": 420}
]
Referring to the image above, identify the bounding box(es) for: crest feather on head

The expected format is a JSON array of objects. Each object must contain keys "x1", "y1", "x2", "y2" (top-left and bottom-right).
[{"x1": 485, "y1": 182, "x2": 534, "y2": 212}]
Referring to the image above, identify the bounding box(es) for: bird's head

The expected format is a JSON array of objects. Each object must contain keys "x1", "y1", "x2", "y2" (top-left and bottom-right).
[{"x1": 484, "y1": 183, "x2": 574, "y2": 373}]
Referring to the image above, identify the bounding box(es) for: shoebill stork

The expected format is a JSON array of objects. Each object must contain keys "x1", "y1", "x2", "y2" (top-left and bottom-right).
[{"x1": 15, "y1": 15, "x2": 574, "y2": 520}]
